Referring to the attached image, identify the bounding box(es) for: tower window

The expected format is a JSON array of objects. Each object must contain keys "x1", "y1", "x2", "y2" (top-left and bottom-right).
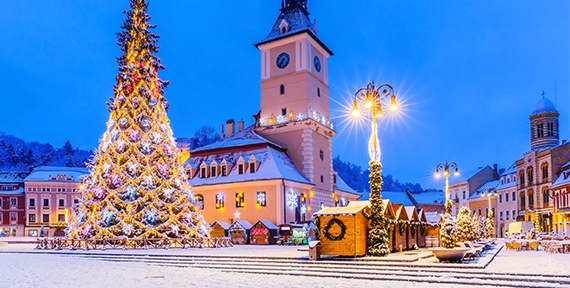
[
  {"x1": 319, "y1": 149, "x2": 324, "y2": 160},
  {"x1": 317, "y1": 87, "x2": 320, "y2": 97},
  {"x1": 320, "y1": 175, "x2": 324, "y2": 183},
  {"x1": 547, "y1": 123, "x2": 554, "y2": 136},
  {"x1": 280, "y1": 84, "x2": 285, "y2": 95},
  {"x1": 281, "y1": 108, "x2": 287, "y2": 116},
  {"x1": 537, "y1": 124, "x2": 544, "y2": 138}
]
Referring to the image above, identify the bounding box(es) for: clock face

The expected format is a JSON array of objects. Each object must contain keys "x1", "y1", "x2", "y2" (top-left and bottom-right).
[
  {"x1": 276, "y1": 52, "x2": 290, "y2": 69},
  {"x1": 314, "y1": 56, "x2": 321, "y2": 72}
]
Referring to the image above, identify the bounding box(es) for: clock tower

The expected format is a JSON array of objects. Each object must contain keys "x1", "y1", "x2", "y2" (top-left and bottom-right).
[{"x1": 254, "y1": 0, "x2": 336, "y2": 194}]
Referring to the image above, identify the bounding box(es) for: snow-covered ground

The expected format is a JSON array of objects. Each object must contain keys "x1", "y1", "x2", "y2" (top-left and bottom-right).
[{"x1": 0, "y1": 242, "x2": 569, "y2": 288}]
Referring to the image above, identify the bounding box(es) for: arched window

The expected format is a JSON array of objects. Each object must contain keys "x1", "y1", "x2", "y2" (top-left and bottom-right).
[
  {"x1": 526, "y1": 167, "x2": 534, "y2": 185},
  {"x1": 519, "y1": 171, "x2": 525, "y2": 187},
  {"x1": 280, "y1": 84, "x2": 285, "y2": 95},
  {"x1": 541, "y1": 163, "x2": 549, "y2": 182},
  {"x1": 520, "y1": 191, "x2": 526, "y2": 210},
  {"x1": 542, "y1": 187, "x2": 550, "y2": 207},
  {"x1": 528, "y1": 189, "x2": 534, "y2": 209},
  {"x1": 194, "y1": 194, "x2": 204, "y2": 210}
]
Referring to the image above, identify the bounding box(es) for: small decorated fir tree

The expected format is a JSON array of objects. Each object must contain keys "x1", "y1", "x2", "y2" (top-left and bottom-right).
[
  {"x1": 366, "y1": 160, "x2": 390, "y2": 256},
  {"x1": 67, "y1": 0, "x2": 209, "y2": 240},
  {"x1": 439, "y1": 212, "x2": 456, "y2": 248},
  {"x1": 472, "y1": 214, "x2": 482, "y2": 240},
  {"x1": 456, "y1": 206, "x2": 475, "y2": 242},
  {"x1": 484, "y1": 210, "x2": 495, "y2": 239}
]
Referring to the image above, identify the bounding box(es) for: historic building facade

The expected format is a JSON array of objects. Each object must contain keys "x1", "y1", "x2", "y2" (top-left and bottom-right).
[
  {"x1": 0, "y1": 171, "x2": 29, "y2": 236},
  {"x1": 515, "y1": 96, "x2": 570, "y2": 232},
  {"x1": 495, "y1": 163, "x2": 518, "y2": 238},
  {"x1": 23, "y1": 166, "x2": 88, "y2": 237},
  {"x1": 184, "y1": 1, "x2": 359, "y2": 226}
]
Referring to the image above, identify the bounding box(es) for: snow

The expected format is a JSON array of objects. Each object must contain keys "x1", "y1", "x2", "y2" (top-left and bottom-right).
[
  {"x1": 24, "y1": 166, "x2": 89, "y2": 182},
  {"x1": 1, "y1": 242, "x2": 570, "y2": 287}
]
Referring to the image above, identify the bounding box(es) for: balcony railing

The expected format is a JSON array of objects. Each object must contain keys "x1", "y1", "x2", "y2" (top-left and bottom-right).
[{"x1": 259, "y1": 108, "x2": 335, "y2": 130}]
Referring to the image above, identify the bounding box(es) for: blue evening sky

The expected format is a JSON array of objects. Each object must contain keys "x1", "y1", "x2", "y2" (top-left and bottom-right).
[{"x1": 0, "y1": 1, "x2": 568, "y2": 189}]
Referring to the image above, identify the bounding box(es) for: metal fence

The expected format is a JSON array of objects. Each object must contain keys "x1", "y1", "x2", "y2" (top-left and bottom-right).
[{"x1": 35, "y1": 237, "x2": 233, "y2": 250}]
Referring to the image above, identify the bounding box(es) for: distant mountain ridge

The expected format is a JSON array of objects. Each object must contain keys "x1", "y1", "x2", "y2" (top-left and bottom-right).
[{"x1": 0, "y1": 132, "x2": 92, "y2": 171}]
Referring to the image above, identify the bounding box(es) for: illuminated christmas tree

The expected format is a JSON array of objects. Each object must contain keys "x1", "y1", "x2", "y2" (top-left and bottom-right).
[
  {"x1": 484, "y1": 210, "x2": 495, "y2": 239},
  {"x1": 456, "y1": 206, "x2": 475, "y2": 242},
  {"x1": 67, "y1": 0, "x2": 209, "y2": 240},
  {"x1": 439, "y1": 213, "x2": 456, "y2": 248},
  {"x1": 472, "y1": 214, "x2": 482, "y2": 240},
  {"x1": 365, "y1": 161, "x2": 390, "y2": 256}
]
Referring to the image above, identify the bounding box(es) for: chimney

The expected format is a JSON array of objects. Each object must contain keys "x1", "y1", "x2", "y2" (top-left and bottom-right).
[
  {"x1": 220, "y1": 124, "x2": 225, "y2": 139},
  {"x1": 238, "y1": 119, "x2": 244, "y2": 132},
  {"x1": 493, "y1": 164, "x2": 498, "y2": 173},
  {"x1": 225, "y1": 119, "x2": 235, "y2": 136}
]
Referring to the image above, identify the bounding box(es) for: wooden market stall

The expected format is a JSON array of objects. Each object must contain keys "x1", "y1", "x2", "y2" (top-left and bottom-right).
[
  {"x1": 346, "y1": 200, "x2": 396, "y2": 253},
  {"x1": 250, "y1": 220, "x2": 279, "y2": 245},
  {"x1": 278, "y1": 223, "x2": 305, "y2": 245},
  {"x1": 229, "y1": 220, "x2": 253, "y2": 245},
  {"x1": 313, "y1": 201, "x2": 370, "y2": 257},
  {"x1": 392, "y1": 204, "x2": 410, "y2": 252},
  {"x1": 417, "y1": 209, "x2": 428, "y2": 247},
  {"x1": 405, "y1": 206, "x2": 419, "y2": 250},
  {"x1": 210, "y1": 221, "x2": 231, "y2": 238}
]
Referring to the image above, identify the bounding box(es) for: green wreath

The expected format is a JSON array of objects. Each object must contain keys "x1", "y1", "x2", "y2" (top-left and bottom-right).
[{"x1": 322, "y1": 217, "x2": 346, "y2": 241}]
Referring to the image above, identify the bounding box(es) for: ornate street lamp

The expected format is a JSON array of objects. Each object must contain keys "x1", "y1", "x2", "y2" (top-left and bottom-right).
[
  {"x1": 435, "y1": 161, "x2": 459, "y2": 204},
  {"x1": 481, "y1": 188, "x2": 497, "y2": 217},
  {"x1": 351, "y1": 82, "x2": 397, "y2": 163},
  {"x1": 351, "y1": 81, "x2": 397, "y2": 256}
]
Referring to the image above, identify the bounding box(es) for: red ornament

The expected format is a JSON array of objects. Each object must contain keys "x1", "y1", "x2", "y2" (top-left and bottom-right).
[
  {"x1": 133, "y1": 75, "x2": 139, "y2": 81},
  {"x1": 126, "y1": 85, "x2": 133, "y2": 91},
  {"x1": 139, "y1": 62, "x2": 145, "y2": 68}
]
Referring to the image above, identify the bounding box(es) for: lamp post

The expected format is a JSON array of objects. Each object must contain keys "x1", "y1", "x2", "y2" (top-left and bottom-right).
[
  {"x1": 481, "y1": 189, "x2": 497, "y2": 217},
  {"x1": 351, "y1": 81, "x2": 397, "y2": 257},
  {"x1": 481, "y1": 188, "x2": 497, "y2": 238},
  {"x1": 435, "y1": 161, "x2": 459, "y2": 203},
  {"x1": 351, "y1": 82, "x2": 397, "y2": 163}
]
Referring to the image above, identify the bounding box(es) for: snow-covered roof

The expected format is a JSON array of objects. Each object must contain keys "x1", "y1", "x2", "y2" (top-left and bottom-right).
[
  {"x1": 381, "y1": 191, "x2": 415, "y2": 206},
  {"x1": 211, "y1": 221, "x2": 231, "y2": 230},
  {"x1": 192, "y1": 126, "x2": 283, "y2": 152},
  {"x1": 393, "y1": 204, "x2": 409, "y2": 220},
  {"x1": 314, "y1": 203, "x2": 368, "y2": 216},
  {"x1": 229, "y1": 220, "x2": 253, "y2": 231},
  {"x1": 448, "y1": 167, "x2": 487, "y2": 185},
  {"x1": 188, "y1": 145, "x2": 312, "y2": 186},
  {"x1": 25, "y1": 166, "x2": 89, "y2": 182},
  {"x1": 424, "y1": 211, "x2": 441, "y2": 225},
  {"x1": 532, "y1": 96, "x2": 557, "y2": 115},
  {"x1": 469, "y1": 179, "x2": 500, "y2": 199},
  {"x1": 409, "y1": 190, "x2": 445, "y2": 205},
  {"x1": 0, "y1": 187, "x2": 24, "y2": 195},
  {"x1": 334, "y1": 175, "x2": 356, "y2": 194},
  {"x1": 550, "y1": 169, "x2": 570, "y2": 189},
  {"x1": 405, "y1": 206, "x2": 419, "y2": 221},
  {"x1": 254, "y1": 220, "x2": 279, "y2": 230},
  {"x1": 254, "y1": 2, "x2": 333, "y2": 55},
  {"x1": 0, "y1": 171, "x2": 30, "y2": 183}
]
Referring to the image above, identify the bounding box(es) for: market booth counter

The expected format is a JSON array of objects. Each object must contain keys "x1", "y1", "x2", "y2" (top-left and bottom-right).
[
  {"x1": 251, "y1": 220, "x2": 279, "y2": 245},
  {"x1": 313, "y1": 202, "x2": 371, "y2": 257},
  {"x1": 229, "y1": 220, "x2": 253, "y2": 245},
  {"x1": 210, "y1": 221, "x2": 231, "y2": 238}
]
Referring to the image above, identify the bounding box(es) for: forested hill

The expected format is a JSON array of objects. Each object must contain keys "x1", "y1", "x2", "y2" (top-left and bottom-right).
[
  {"x1": 333, "y1": 155, "x2": 423, "y2": 194},
  {"x1": 0, "y1": 132, "x2": 92, "y2": 171}
]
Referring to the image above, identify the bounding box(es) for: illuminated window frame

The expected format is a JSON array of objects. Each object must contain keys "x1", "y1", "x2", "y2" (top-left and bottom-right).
[
  {"x1": 215, "y1": 193, "x2": 225, "y2": 209},
  {"x1": 235, "y1": 192, "x2": 245, "y2": 208},
  {"x1": 256, "y1": 191, "x2": 266, "y2": 207}
]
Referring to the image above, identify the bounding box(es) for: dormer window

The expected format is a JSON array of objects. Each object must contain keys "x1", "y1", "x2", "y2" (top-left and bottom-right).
[
  {"x1": 200, "y1": 167, "x2": 207, "y2": 178},
  {"x1": 279, "y1": 20, "x2": 289, "y2": 34},
  {"x1": 211, "y1": 166, "x2": 217, "y2": 177},
  {"x1": 222, "y1": 165, "x2": 227, "y2": 176},
  {"x1": 238, "y1": 164, "x2": 244, "y2": 175},
  {"x1": 250, "y1": 163, "x2": 256, "y2": 173}
]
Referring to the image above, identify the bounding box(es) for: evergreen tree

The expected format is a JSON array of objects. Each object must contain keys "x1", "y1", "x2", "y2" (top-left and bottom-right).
[
  {"x1": 484, "y1": 210, "x2": 495, "y2": 239},
  {"x1": 67, "y1": 0, "x2": 209, "y2": 240},
  {"x1": 439, "y1": 212, "x2": 456, "y2": 248},
  {"x1": 472, "y1": 214, "x2": 482, "y2": 240},
  {"x1": 456, "y1": 206, "x2": 475, "y2": 242},
  {"x1": 192, "y1": 125, "x2": 220, "y2": 149},
  {"x1": 365, "y1": 160, "x2": 390, "y2": 256}
]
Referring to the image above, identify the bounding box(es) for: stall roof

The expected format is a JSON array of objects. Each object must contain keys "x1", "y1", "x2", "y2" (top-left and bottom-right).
[
  {"x1": 230, "y1": 220, "x2": 253, "y2": 230},
  {"x1": 254, "y1": 220, "x2": 279, "y2": 230},
  {"x1": 211, "y1": 221, "x2": 231, "y2": 230},
  {"x1": 314, "y1": 204, "x2": 368, "y2": 216}
]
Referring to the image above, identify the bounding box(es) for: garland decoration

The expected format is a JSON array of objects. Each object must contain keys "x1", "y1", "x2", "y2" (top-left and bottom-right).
[
  {"x1": 398, "y1": 219, "x2": 408, "y2": 235},
  {"x1": 323, "y1": 217, "x2": 346, "y2": 241},
  {"x1": 411, "y1": 223, "x2": 417, "y2": 238}
]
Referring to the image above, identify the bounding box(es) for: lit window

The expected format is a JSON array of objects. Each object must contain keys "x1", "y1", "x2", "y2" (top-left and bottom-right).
[
  {"x1": 216, "y1": 193, "x2": 225, "y2": 209},
  {"x1": 29, "y1": 214, "x2": 36, "y2": 223},
  {"x1": 256, "y1": 192, "x2": 266, "y2": 207},
  {"x1": 58, "y1": 214, "x2": 65, "y2": 222},
  {"x1": 235, "y1": 192, "x2": 245, "y2": 208}
]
